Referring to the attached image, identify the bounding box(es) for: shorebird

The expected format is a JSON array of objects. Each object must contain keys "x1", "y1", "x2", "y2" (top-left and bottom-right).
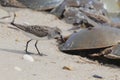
[{"x1": 9, "y1": 13, "x2": 63, "y2": 56}]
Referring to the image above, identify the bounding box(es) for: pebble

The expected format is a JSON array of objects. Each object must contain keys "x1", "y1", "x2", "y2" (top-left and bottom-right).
[
  {"x1": 14, "y1": 66, "x2": 22, "y2": 71},
  {"x1": 93, "y1": 74, "x2": 103, "y2": 79},
  {"x1": 23, "y1": 54, "x2": 34, "y2": 62},
  {"x1": 62, "y1": 66, "x2": 73, "y2": 71}
]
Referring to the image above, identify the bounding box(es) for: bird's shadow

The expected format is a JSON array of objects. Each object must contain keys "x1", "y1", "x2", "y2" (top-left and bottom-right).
[
  {"x1": 0, "y1": 48, "x2": 38, "y2": 55},
  {"x1": 0, "y1": 48, "x2": 120, "y2": 67}
]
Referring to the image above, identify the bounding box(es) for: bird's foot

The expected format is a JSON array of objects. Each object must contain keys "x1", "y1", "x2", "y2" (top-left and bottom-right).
[
  {"x1": 25, "y1": 50, "x2": 47, "y2": 56},
  {"x1": 25, "y1": 50, "x2": 33, "y2": 55},
  {"x1": 38, "y1": 53, "x2": 47, "y2": 56}
]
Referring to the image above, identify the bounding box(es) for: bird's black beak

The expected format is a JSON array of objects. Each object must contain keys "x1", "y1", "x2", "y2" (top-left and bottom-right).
[
  {"x1": 59, "y1": 34, "x2": 65, "y2": 43},
  {"x1": 54, "y1": 33, "x2": 65, "y2": 43}
]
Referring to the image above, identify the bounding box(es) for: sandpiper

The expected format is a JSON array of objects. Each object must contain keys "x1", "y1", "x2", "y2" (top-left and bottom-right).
[{"x1": 10, "y1": 13, "x2": 63, "y2": 56}]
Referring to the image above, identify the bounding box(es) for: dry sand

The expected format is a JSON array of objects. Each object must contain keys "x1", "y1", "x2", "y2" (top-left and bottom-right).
[{"x1": 0, "y1": 7, "x2": 120, "y2": 80}]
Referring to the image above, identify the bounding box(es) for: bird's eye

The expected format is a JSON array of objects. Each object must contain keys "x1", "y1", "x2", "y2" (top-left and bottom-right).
[{"x1": 57, "y1": 32, "x2": 61, "y2": 34}]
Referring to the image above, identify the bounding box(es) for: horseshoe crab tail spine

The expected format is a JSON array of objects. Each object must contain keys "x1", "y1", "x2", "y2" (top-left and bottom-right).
[{"x1": 51, "y1": 0, "x2": 66, "y2": 18}]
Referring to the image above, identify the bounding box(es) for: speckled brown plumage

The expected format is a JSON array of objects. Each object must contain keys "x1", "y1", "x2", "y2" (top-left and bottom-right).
[{"x1": 11, "y1": 23, "x2": 51, "y2": 37}]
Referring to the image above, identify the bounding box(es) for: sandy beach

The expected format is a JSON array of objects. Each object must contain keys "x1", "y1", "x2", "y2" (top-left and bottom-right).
[{"x1": 0, "y1": 7, "x2": 120, "y2": 80}]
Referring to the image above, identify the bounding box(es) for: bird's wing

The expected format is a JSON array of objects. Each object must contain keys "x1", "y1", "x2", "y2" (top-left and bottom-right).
[
  {"x1": 25, "y1": 25, "x2": 49, "y2": 37},
  {"x1": 11, "y1": 23, "x2": 49, "y2": 37}
]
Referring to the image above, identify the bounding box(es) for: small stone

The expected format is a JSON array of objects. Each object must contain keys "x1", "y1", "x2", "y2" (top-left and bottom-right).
[
  {"x1": 93, "y1": 74, "x2": 103, "y2": 79},
  {"x1": 15, "y1": 39, "x2": 19, "y2": 42},
  {"x1": 23, "y1": 54, "x2": 34, "y2": 62},
  {"x1": 14, "y1": 66, "x2": 22, "y2": 71},
  {"x1": 62, "y1": 66, "x2": 73, "y2": 71}
]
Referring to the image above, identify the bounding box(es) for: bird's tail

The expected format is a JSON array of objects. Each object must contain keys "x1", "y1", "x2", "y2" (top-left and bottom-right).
[
  {"x1": 10, "y1": 13, "x2": 26, "y2": 31},
  {"x1": 0, "y1": 12, "x2": 16, "y2": 25}
]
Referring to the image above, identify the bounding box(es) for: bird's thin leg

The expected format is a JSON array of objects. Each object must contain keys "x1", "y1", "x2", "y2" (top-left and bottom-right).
[
  {"x1": 25, "y1": 39, "x2": 32, "y2": 54},
  {"x1": 35, "y1": 40, "x2": 43, "y2": 56}
]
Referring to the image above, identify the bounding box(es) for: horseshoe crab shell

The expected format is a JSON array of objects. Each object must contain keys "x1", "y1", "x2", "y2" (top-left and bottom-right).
[
  {"x1": 17, "y1": 0, "x2": 64, "y2": 10},
  {"x1": 59, "y1": 26, "x2": 120, "y2": 51}
]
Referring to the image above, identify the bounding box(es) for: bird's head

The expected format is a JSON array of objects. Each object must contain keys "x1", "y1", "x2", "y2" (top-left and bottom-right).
[{"x1": 48, "y1": 27, "x2": 62, "y2": 39}]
